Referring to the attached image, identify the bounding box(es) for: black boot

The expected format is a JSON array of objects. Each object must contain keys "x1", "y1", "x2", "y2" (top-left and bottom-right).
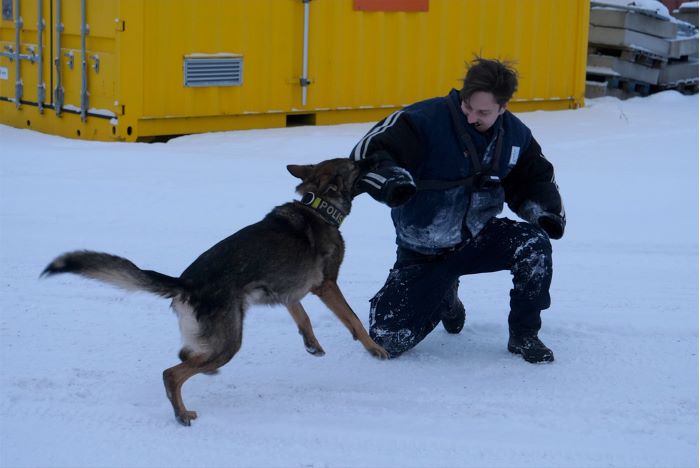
[
  {"x1": 440, "y1": 281, "x2": 466, "y2": 334},
  {"x1": 508, "y1": 330, "x2": 554, "y2": 363}
]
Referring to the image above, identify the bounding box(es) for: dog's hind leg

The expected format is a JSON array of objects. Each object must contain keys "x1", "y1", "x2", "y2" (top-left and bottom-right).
[
  {"x1": 313, "y1": 280, "x2": 389, "y2": 359},
  {"x1": 286, "y1": 302, "x2": 325, "y2": 356},
  {"x1": 163, "y1": 342, "x2": 242, "y2": 426},
  {"x1": 164, "y1": 303, "x2": 245, "y2": 426},
  {"x1": 179, "y1": 348, "x2": 219, "y2": 375},
  {"x1": 163, "y1": 357, "x2": 207, "y2": 426}
]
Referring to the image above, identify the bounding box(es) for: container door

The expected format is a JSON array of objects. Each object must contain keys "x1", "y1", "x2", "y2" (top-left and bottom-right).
[
  {"x1": 0, "y1": 0, "x2": 119, "y2": 119},
  {"x1": 0, "y1": 0, "x2": 51, "y2": 111},
  {"x1": 51, "y1": 0, "x2": 119, "y2": 120}
]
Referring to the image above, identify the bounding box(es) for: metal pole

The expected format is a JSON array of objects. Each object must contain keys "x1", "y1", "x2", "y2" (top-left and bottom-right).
[
  {"x1": 54, "y1": 0, "x2": 63, "y2": 115},
  {"x1": 37, "y1": 0, "x2": 45, "y2": 113},
  {"x1": 14, "y1": 0, "x2": 22, "y2": 108},
  {"x1": 80, "y1": 0, "x2": 88, "y2": 122},
  {"x1": 300, "y1": 0, "x2": 310, "y2": 106}
]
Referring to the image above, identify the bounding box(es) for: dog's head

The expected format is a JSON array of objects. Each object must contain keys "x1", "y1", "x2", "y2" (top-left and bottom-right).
[{"x1": 287, "y1": 158, "x2": 372, "y2": 215}]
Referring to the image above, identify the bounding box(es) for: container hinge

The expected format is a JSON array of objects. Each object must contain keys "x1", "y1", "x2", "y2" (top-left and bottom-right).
[
  {"x1": 38, "y1": 82, "x2": 46, "y2": 106},
  {"x1": 25, "y1": 45, "x2": 36, "y2": 63},
  {"x1": 91, "y1": 54, "x2": 99, "y2": 73},
  {"x1": 15, "y1": 79, "x2": 23, "y2": 106},
  {"x1": 299, "y1": 78, "x2": 311, "y2": 87},
  {"x1": 2, "y1": 0, "x2": 12, "y2": 20},
  {"x1": 54, "y1": 85, "x2": 64, "y2": 114},
  {"x1": 2, "y1": 44, "x2": 13, "y2": 60},
  {"x1": 64, "y1": 50, "x2": 74, "y2": 69}
]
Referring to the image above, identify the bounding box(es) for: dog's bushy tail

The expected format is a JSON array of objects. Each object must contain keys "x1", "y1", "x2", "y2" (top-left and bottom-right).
[{"x1": 41, "y1": 250, "x2": 186, "y2": 299}]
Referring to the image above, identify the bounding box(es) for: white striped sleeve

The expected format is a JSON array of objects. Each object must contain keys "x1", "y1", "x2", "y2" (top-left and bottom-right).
[{"x1": 352, "y1": 110, "x2": 404, "y2": 161}]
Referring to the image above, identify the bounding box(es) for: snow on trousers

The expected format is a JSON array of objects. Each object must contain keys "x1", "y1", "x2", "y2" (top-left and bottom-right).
[{"x1": 369, "y1": 218, "x2": 553, "y2": 358}]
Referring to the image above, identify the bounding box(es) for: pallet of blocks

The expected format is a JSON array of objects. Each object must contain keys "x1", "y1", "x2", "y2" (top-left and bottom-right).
[
  {"x1": 672, "y1": 1, "x2": 699, "y2": 27},
  {"x1": 586, "y1": 1, "x2": 699, "y2": 99}
]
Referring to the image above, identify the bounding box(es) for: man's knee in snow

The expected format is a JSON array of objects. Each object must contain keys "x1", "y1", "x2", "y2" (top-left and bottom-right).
[
  {"x1": 516, "y1": 225, "x2": 553, "y2": 260},
  {"x1": 370, "y1": 326, "x2": 418, "y2": 358}
]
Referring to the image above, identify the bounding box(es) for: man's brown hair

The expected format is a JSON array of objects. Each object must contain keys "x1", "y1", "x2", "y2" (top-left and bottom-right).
[{"x1": 460, "y1": 57, "x2": 519, "y2": 106}]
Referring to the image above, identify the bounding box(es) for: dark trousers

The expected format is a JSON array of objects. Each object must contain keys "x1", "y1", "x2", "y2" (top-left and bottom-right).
[{"x1": 369, "y1": 218, "x2": 553, "y2": 358}]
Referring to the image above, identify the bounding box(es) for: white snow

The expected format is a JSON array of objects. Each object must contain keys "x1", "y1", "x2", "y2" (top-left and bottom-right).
[
  {"x1": 593, "y1": 0, "x2": 672, "y2": 18},
  {"x1": 0, "y1": 91, "x2": 697, "y2": 468}
]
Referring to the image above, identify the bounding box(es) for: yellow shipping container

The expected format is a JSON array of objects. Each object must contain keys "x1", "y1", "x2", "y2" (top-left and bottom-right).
[{"x1": 0, "y1": 0, "x2": 590, "y2": 142}]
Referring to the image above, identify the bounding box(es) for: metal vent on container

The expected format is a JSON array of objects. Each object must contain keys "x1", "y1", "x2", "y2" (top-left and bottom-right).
[{"x1": 183, "y1": 55, "x2": 243, "y2": 87}]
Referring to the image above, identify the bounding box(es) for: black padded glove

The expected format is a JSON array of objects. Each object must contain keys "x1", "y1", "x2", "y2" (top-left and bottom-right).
[
  {"x1": 537, "y1": 214, "x2": 565, "y2": 239},
  {"x1": 354, "y1": 156, "x2": 417, "y2": 208},
  {"x1": 518, "y1": 201, "x2": 566, "y2": 239}
]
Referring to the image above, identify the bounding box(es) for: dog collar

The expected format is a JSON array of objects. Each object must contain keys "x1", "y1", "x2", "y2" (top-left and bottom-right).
[{"x1": 298, "y1": 192, "x2": 346, "y2": 227}]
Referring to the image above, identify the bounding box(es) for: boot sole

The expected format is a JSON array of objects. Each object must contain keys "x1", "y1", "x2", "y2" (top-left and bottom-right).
[
  {"x1": 442, "y1": 320, "x2": 464, "y2": 334},
  {"x1": 508, "y1": 345, "x2": 555, "y2": 363}
]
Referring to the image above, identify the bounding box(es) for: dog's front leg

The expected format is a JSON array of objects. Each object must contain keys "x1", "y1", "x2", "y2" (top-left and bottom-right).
[
  {"x1": 312, "y1": 280, "x2": 389, "y2": 359},
  {"x1": 286, "y1": 302, "x2": 326, "y2": 356}
]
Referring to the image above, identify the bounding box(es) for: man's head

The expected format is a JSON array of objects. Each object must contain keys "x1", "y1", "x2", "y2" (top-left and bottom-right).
[{"x1": 459, "y1": 57, "x2": 518, "y2": 132}]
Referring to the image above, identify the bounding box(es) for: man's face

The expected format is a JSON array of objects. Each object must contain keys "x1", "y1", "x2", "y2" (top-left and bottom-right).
[{"x1": 461, "y1": 91, "x2": 506, "y2": 133}]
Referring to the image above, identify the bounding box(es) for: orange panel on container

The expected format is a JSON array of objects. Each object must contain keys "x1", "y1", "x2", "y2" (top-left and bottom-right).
[{"x1": 353, "y1": 0, "x2": 429, "y2": 12}]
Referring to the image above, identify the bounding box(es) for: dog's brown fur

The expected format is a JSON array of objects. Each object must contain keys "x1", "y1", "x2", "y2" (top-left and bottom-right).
[{"x1": 42, "y1": 158, "x2": 387, "y2": 426}]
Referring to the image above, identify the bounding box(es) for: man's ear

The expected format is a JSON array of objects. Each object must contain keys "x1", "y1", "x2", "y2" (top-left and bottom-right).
[
  {"x1": 287, "y1": 164, "x2": 314, "y2": 180},
  {"x1": 499, "y1": 103, "x2": 508, "y2": 115}
]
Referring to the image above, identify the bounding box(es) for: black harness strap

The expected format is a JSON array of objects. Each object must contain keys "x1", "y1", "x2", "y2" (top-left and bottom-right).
[
  {"x1": 416, "y1": 176, "x2": 479, "y2": 191},
  {"x1": 446, "y1": 93, "x2": 484, "y2": 174},
  {"x1": 490, "y1": 124, "x2": 504, "y2": 175}
]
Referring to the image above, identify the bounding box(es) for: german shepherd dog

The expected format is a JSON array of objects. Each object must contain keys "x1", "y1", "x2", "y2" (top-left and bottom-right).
[{"x1": 42, "y1": 157, "x2": 388, "y2": 426}]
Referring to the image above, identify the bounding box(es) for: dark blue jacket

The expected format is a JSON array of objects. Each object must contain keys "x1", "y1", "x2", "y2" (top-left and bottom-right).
[{"x1": 351, "y1": 89, "x2": 565, "y2": 254}]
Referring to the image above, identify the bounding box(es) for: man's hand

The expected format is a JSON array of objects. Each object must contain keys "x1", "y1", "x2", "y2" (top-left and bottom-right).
[
  {"x1": 518, "y1": 200, "x2": 565, "y2": 239},
  {"x1": 536, "y1": 213, "x2": 565, "y2": 239},
  {"x1": 354, "y1": 157, "x2": 416, "y2": 208}
]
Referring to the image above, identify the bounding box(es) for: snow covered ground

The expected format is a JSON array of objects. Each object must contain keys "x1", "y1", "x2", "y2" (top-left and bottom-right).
[{"x1": 1, "y1": 91, "x2": 697, "y2": 468}]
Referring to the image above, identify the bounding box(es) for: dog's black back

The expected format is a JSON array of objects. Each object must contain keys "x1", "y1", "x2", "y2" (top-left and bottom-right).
[{"x1": 181, "y1": 201, "x2": 343, "y2": 318}]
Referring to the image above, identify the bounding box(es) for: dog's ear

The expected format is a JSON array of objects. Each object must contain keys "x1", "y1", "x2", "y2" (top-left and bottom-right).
[{"x1": 287, "y1": 164, "x2": 314, "y2": 180}]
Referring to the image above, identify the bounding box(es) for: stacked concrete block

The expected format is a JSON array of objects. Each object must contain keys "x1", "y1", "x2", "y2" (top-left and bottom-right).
[
  {"x1": 672, "y1": 2, "x2": 699, "y2": 27},
  {"x1": 586, "y1": 1, "x2": 699, "y2": 98}
]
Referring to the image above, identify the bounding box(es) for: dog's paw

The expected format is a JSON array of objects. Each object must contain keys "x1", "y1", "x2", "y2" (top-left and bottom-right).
[
  {"x1": 305, "y1": 345, "x2": 326, "y2": 357},
  {"x1": 369, "y1": 346, "x2": 390, "y2": 360},
  {"x1": 176, "y1": 410, "x2": 198, "y2": 426}
]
